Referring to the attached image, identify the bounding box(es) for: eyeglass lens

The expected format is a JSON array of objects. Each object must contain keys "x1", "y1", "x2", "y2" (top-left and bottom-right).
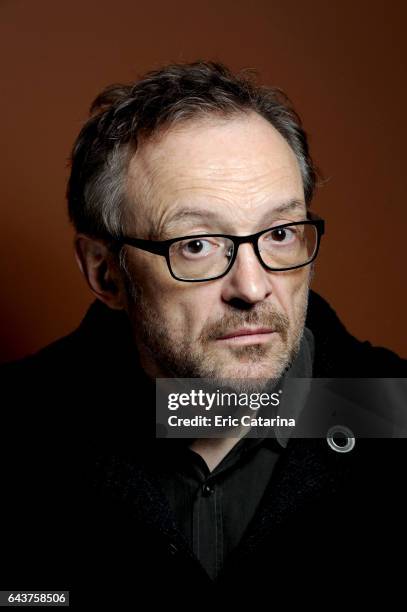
[{"x1": 168, "y1": 223, "x2": 318, "y2": 280}]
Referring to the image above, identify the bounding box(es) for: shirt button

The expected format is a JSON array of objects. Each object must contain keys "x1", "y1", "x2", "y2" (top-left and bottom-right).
[{"x1": 202, "y1": 483, "x2": 214, "y2": 497}]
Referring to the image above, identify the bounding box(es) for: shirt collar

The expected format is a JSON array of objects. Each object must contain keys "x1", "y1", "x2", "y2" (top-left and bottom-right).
[{"x1": 253, "y1": 327, "x2": 315, "y2": 449}]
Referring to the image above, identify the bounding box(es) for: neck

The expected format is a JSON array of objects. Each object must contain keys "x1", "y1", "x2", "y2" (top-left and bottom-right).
[{"x1": 189, "y1": 437, "x2": 243, "y2": 472}]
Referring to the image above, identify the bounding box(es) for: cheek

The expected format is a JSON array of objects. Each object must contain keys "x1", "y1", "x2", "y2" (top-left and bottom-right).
[
  {"x1": 166, "y1": 287, "x2": 220, "y2": 337},
  {"x1": 272, "y1": 269, "x2": 310, "y2": 322},
  {"x1": 128, "y1": 250, "x2": 174, "y2": 305},
  {"x1": 129, "y1": 252, "x2": 219, "y2": 333}
]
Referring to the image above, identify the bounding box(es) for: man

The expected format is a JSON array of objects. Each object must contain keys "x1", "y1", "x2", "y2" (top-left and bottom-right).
[{"x1": 1, "y1": 61, "x2": 406, "y2": 604}]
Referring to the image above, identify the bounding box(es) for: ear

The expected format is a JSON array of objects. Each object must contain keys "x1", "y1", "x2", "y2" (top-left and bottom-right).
[{"x1": 74, "y1": 234, "x2": 127, "y2": 310}]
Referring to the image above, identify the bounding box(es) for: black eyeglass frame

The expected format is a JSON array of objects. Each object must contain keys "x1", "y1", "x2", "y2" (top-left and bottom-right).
[{"x1": 113, "y1": 216, "x2": 325, "y2": 282}]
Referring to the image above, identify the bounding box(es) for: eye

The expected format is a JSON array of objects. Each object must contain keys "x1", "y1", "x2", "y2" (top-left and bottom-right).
[
  {"x1": 267, "y1": 227, "x2": 296, "y2": 244},
  {"x1": 180, "y1": 238, "x2": 216, "y2": 258}
]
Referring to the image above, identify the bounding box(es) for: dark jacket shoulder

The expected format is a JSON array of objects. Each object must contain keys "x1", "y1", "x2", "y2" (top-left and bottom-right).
[{"x1": 306, "y1": 291, "x2": 406, "y2": 376}]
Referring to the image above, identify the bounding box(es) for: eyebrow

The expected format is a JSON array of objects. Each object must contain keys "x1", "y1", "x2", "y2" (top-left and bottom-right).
[{"x1": 165, "y1": 198, "x2": 306, "y2": 228}]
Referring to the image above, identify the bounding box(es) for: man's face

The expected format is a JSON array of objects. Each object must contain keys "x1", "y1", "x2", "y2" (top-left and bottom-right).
[{"x1": 122, "y1": 112, "x2": 311, "y2": 385}]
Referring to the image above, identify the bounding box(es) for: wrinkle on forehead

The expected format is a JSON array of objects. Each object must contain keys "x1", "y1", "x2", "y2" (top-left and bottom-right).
[{"x1": 125, "y1": 113, "x2": 304, "y2": 236}]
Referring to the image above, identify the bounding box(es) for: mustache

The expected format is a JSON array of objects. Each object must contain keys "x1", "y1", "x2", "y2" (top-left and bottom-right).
[{"x1": 199, "y1": 306, "x2": 289, "y2": 343}]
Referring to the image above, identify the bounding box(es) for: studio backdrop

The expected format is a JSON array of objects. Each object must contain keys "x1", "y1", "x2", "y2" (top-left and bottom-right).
[{"x1": 1, "y1": 0, "x2": 406, "y2": 363}]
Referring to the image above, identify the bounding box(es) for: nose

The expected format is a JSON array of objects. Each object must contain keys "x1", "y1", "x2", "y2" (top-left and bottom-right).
[{"x1": 221, "y1": 243, "x2": 272, "y2": 305}]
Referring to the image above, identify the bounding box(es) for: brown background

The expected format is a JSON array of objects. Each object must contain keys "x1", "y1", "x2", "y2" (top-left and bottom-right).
[{"x1": 1, "y1": 0, "x2": 406, "y2": 364}]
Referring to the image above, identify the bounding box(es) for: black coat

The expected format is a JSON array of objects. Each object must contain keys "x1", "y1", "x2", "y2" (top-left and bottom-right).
[{"x1": 1, "y1": 291, "x2": 406, "y2": 605}]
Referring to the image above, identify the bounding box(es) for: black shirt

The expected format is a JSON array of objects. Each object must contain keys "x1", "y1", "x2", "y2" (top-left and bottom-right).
[{"x1": 153, "y1": 435, "x2": 284, "y2": 580}]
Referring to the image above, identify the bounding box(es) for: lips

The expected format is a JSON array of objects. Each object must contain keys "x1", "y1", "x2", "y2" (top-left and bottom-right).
[{"x1": 218, "y1": 327, "x2": 275, "y2": 340}]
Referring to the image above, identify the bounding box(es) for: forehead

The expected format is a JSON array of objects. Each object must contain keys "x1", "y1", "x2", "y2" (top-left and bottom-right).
[{"x1": 126, "y1": 112, "x2": 304, "y2": 233}]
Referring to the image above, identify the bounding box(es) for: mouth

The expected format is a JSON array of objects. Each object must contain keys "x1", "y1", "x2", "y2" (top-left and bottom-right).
[{"x1": 216, "y1": 327, "x2": 276, "y2": 345}]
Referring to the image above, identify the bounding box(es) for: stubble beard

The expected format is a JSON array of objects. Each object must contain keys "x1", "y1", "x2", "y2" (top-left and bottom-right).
[{"x1": 124, "y1": 270, "x2": 308, "y2": 394}]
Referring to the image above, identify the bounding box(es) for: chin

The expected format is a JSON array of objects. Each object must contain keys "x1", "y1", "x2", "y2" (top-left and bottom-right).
[
  {"x1": 207, "y1": 370, "x2": 281, "y2": 395},
  {"x1": 215, "y1": 360, "x2": 286, "y2": 381}
]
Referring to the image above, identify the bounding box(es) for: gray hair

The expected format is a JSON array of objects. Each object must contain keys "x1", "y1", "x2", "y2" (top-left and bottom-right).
[{"x1": 67, "y1": 61, "x2": 318, "y2": 240}]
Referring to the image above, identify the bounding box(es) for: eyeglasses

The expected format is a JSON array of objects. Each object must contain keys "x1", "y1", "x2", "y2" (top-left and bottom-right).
[{"x1": 114, "y1": 216, "x2": 325, "y2": 282}]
